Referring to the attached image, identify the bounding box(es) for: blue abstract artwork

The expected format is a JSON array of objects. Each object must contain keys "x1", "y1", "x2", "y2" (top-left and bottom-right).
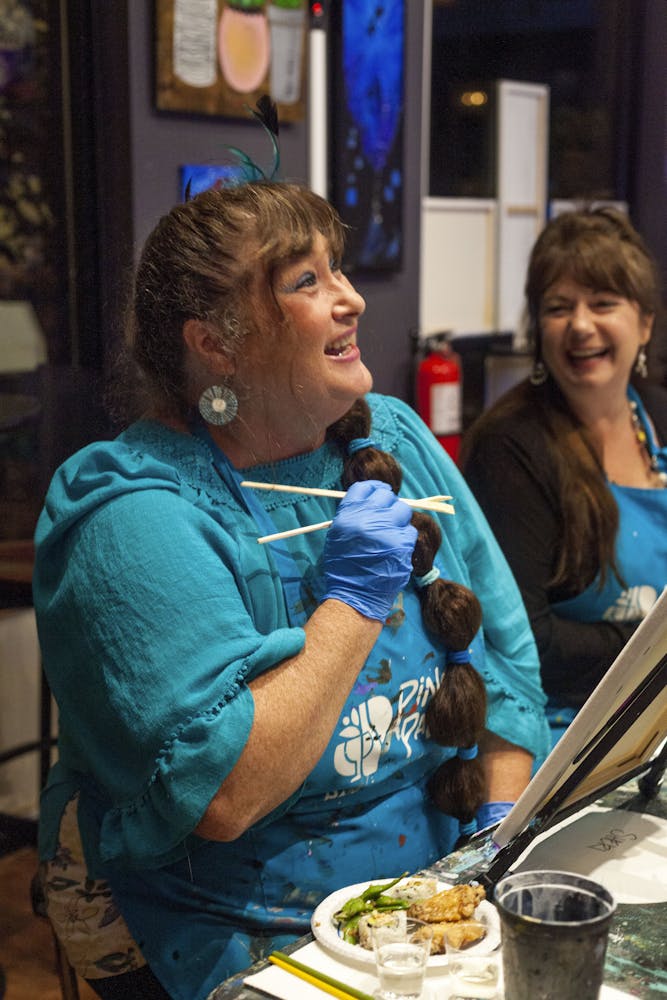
[
  {"x1": 330, "y1": 0, "x2": 404, "y2": 272},
  {"x1": 179, "y1": 164, "x2": 245, "y2": 200}
]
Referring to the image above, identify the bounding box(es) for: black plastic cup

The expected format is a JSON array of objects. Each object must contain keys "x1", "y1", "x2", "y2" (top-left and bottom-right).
[{"x1": 494, "y1": 870, "x2": 616, "y2": 1000}]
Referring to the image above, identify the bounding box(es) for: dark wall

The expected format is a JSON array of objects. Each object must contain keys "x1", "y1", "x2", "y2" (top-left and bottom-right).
[
  {"x1": 634, "y1": 0, "x2": 667, "y2": 296},
  {"x1": 123, "y1": 3, "x2": 425, "y2": 403},
  {"x1": 95, "y1": 1, "x2": 664, "y2": 404}
]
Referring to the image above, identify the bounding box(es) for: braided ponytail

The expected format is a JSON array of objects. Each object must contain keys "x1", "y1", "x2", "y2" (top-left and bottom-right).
[
  {"x1": 327, "y1": 398, "x2": 488, "y2": 825},
  {"x1": 332, "y1": 404, "x2": 403, "y2": 493}
]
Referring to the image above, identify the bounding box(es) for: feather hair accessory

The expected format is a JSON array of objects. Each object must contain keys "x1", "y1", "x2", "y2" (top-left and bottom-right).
[{"x1": 184, "y1": 96, "x2": 281, "y2": 201}]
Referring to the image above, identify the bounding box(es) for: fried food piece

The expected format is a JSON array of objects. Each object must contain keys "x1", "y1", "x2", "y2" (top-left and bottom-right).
[
  {"x1": 429, "y1": 919, "x2": 486, "y2": 954},
  {"x1": 408, "y1": 883, "x2": 486, "y2": 923}
]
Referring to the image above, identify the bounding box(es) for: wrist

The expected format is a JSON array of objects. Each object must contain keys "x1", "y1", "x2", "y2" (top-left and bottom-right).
[
  {"x1": 321, "y1": 590, "x2": 392, "y2": 622},
  {"x1": 476, "y1": 801, "x2": 514, "y2": 831}
]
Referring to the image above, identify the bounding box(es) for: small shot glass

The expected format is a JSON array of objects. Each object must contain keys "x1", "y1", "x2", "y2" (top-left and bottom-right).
[
  {"x1": 444, "y1": 931, "x2": 501, "y2": 1000},
  {"x1": 371, "y1": 915, "x2": 434, "y2": 1000}
]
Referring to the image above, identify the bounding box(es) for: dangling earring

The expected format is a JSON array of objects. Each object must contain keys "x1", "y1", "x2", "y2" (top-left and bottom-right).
[
  {"x1": 634, "y1": 347, "x2": 648, "y2": 379},
  {"x1": 530, "y1": 361, "x2": 548, "y2": 386},
  {"x1": 198, "y1": 385, "x2": 238, "y2": 426}
]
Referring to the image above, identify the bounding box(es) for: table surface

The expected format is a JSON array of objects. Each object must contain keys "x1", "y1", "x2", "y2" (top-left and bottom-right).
[{"x1": 207, "y1": 775, "x2": 666, "y2": 1000}]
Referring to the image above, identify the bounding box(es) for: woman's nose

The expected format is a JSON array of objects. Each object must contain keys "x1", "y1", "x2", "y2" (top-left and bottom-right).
[
  {"x1": 335, "y1": 275, "x2": 366, "y2": 316},
  {"x1": 570, "y1": 301, "x2": 595, "y2": 332}
]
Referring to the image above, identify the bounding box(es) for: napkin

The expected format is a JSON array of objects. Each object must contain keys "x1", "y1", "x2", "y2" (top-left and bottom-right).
[{"x1": 244, "y1": 940, "x2": 379, "y2": 999}]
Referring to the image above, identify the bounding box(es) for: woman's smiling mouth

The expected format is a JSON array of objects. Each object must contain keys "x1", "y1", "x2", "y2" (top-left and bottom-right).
[
  {"x1": 567, "y1": 346, "x2": 610, "y2": 364},
  {"x1": 324, "y1": 334, "x2": 356, "y2": 357}
]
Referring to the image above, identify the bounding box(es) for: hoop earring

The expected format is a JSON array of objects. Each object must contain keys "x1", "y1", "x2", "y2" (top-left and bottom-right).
[
  {"x1": 530, "y1": 361, "x2": 548, "y2": 386},
  {"x1": 634, "y1": 347, "x2": 648, "y2": 379},
  {"x1": 198, "y1": 385, "x2": 238, "y2": 426}
]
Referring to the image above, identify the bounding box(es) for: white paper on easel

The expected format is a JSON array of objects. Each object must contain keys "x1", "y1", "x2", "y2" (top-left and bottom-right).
[{"x1": 511, "y1": 805, "x2": 667, "y2": 904}]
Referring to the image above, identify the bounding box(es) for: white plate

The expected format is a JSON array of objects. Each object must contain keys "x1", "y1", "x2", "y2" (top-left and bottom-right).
[{"x1": 310, "y1": 879, "x2": 500, "y2": 968}]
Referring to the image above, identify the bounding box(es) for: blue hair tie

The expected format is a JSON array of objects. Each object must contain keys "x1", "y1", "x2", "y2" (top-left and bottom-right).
[
  {"x1": 447, "y1": 649, "x2": 470, "y2": 665},
  {"x1": 414, "y1": 566, "x2": 440, "y2": 588},
  {"x1": 457, "y1": 744, "x2": 478, "y2": 761},
  {"x1": 347, "y1": 437, "x2": 377, "y2": 455},
  {"x1": 459, "y1": 819, "x2": 477, "y2": 836}
]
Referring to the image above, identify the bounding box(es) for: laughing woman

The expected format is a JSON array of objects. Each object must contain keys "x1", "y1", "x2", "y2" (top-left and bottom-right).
[
  {"x1": 461, "y1": 207, "x2": 667, "y2": 747},
  {"x1": 33, "y1": 182, "x2": 548, "y2": 1000}
]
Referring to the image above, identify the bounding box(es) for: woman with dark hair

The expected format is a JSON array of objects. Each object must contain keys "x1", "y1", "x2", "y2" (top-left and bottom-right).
[
  {"x1": 33, "y1": 181, "x2": 548, "y2": 1000},
  {"x1": 461, "y1": 207, "x2": 667, "y2": 747}
]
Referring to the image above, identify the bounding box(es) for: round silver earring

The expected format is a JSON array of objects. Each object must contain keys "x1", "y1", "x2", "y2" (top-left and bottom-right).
[
  {"x1": 198, "y1": 385, "x2": 238, "y2": 426},
  {"x1": 634, "y1": 347, "x2": 648, "y2": 379},
  {"x1": 530, "y1": 361, "x2": 548, "y2": 386}
]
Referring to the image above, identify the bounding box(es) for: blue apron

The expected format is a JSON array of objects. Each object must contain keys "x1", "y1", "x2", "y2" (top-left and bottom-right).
[{"x1": 547, "y1": 388, "x2": 667, "y2": 743}]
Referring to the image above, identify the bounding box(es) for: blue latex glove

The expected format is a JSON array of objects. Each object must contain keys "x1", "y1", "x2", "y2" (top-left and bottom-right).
[
  {"x1": 476, "y1": 801, "x2": 514, "y2": 831},
  {"x1": 322, "y1": 480, "x2": 417, "y2": 621}
]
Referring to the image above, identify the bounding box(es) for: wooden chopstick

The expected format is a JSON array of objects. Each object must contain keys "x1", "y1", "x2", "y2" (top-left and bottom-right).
[
  {"x1": 257, "y1": 519, "x2": 333, "y2": 544},
  {"x1": 268, "y1": 951, "x2": 375, "y2": 1000},
  {"x1": 242, "y1": 480, "x2": 344, "y2": 499},
  {"x1": 241, "y1": 481, "x2": 455, "y2": 515},
  {"x1": 244, "y1": 481, "x2": 456, "y2": 545}
]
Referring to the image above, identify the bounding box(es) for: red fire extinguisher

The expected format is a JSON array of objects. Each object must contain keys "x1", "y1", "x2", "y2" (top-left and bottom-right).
[{"x1": 416, "y1": 334, "x2": 462, "y2": 463}]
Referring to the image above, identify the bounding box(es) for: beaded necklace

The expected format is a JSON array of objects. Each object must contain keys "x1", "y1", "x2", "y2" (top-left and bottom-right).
[{"x1": 629, "y1": 398, "x2": 667, "y2": 487}]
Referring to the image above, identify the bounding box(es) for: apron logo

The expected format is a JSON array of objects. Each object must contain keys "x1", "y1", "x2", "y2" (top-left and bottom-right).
[
  {"x1": 603, "y1": 585, "x2": 657, "y2": 621},
  {"x1": 333, "y1": 672, "x2": 441, "y2": 782},
  {"x1": 333, "y1": 696, "x2": 393, "y2": 781}
]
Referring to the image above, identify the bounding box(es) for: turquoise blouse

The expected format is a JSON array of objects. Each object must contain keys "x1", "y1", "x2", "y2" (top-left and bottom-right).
[{"x1": 34, "y1": 393, "x2": 549, "y2": 1000}]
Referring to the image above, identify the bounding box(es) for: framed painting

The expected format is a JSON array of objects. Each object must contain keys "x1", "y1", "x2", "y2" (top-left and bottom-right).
[
  {"x1": 328, "y1": 0, "x2": 405, "y2": 272},
  {"x1": 155, "y1": 0, "x2": 307, "y2": 122},
  {"x1": 179, "y1": 163, "x2": 246, "y2": 198}
]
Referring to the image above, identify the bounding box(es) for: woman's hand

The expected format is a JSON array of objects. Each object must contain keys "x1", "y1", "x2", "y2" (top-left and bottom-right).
[{"x1": 322, "y1": 480, "x2": 418, "y2": 621}]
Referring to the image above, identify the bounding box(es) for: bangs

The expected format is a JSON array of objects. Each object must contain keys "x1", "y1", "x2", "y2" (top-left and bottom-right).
[
  {"x1": 541, "y1": 237, "x2": 644, "y2": 302},
  {"x1": 527, "y1": 209, "x2": 659, "y2": 321},
  {"x1": 251, "y1": 184, "x2": 346, "y2": 271}
]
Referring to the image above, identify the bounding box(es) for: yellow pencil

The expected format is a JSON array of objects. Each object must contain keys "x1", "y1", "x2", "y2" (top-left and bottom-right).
[{"x1": 268, "y1": 952, "x2": 375, "y2": 1000}]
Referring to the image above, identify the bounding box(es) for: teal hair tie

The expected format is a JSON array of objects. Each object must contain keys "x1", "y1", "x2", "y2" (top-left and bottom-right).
[
  {"x1": 457, "y1": 744, "x2": 478, "y2": 761},
  {"x1": 347, "y1": 437, "x2": 377, "y2": 455},
  {"x1": 414, "y1": 566, "x2": 440, "y2": 588}
]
